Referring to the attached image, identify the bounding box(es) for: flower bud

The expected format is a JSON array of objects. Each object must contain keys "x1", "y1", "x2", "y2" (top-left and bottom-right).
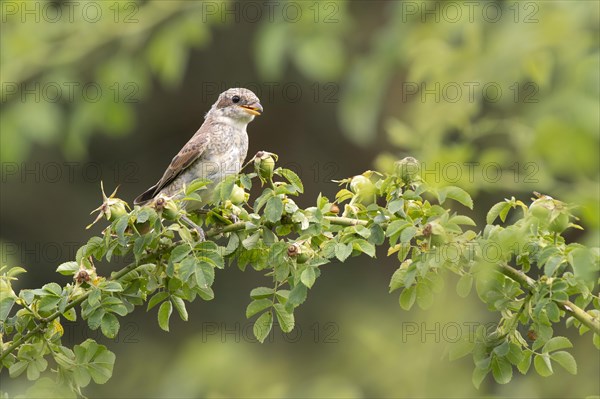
[
  {"x1": 230, "y1": 185, "x2": 246, "y2": 205},
  {"x1": 394, "y1": 157, "x2": 420, "y2": 183},
  {"x1": 255, "y1": 152, "x2": 276, "y2": 181}
]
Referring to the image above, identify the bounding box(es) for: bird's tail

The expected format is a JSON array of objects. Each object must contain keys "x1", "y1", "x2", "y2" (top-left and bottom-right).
[{"x1": 133, "y1": 184, "x2": 159, "y2": 205}]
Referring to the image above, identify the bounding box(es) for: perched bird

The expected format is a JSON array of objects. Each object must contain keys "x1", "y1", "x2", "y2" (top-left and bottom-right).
[{"x1": 134, "y1": 88, "x2": 262, "y2": 209}]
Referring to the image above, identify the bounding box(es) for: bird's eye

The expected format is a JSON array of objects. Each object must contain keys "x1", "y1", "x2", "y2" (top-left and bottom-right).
[{"x1": 232, "y1": 95, "x2": 240, "y2": 103}]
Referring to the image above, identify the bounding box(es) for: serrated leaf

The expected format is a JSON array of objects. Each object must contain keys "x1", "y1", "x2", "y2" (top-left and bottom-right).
[
  {"x1": 100, "y1": 313, "x2": 120, "y2": 339},
  {"x1": 287, "y1": 283, "x2": 308, "y2": 307},
  {"x1": 171, "y1": 296, "x2": 188, "y2": 321},
  {"x1": 114, "y1": 215, "x2": 130, "y2": 244},
  {"x1": 56, "y1": 261, "x2": 79, "y2": 276},
  {"x1": 534, "y1": 353, "x2": 553, "y2": 377},
  {"x1": 170, "y1": 244, "x2": 191, "y2": 263},
  {"x1": 273, "y1": 303, "x2": 295, "y2": 333},
  {"x1": 300, "y1": 267, "x2": 317, "y2": 288},
  {"x1": 250, "y1": 287, "x2": 274, "y2": 299},
  {"x1": 491, "y1": 356, "x2": 513, "y2": 384},
  {"x1": 280, "y1": 168, "x2": 304, "y2": 193},
  {"x1": 73, "y1": 339, "x2": 115, "y2": 386},
  {"x1": 100, "y1": 281, "x2": 123, "y2": 292},
  {"x1": 158, "y1": 301, "x2": 172, "y2": 332},
  {"x1": 517, "y1": 351, "x2": 532, "y2": 374},
  {"x1": 352, "y1": 239, "x2": 376, "y2": 257},
  {"x1": 400, "y1": 226, "x2": 417, "y2": 243},
  {"x1": 386, "y1": 220, "x2": 411, "y2": 237},
  {"x1": 246, "y1": 299, "x2": 272, "y2": 318},
  {"x1": 265, "y1": 196, "x2": 284, "y2": 223},
  {"x1": 543, "y1": 336, "x2": 572, "y2": 353},
  {"x1": 147, "y1": 292, "x2": 169, "y2": 311},
  {"x1": 253, "y1": 310, "x2": 273, "y2": 343},
  {"x1": 335, "y1": 243, "x2": 353, "y2": 262},
  {"x1": 550, "y1": 351, "x2": 577, "y2": 374}
]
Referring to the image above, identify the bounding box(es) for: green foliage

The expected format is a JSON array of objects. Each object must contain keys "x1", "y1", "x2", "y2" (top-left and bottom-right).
[{"x1": 1, "y1": 156, "x2": 598, "y2": 396}]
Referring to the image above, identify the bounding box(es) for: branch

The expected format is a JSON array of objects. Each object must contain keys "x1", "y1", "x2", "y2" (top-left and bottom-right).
[
  {"x1": 497, "y1": 263, "x2": 600, "y2": 335},
  {"x1": 0, "y1": 215, "x2": 370, "y2": 362},
  {"x1": 0, "y1": 252, "x2": 159, "y2": 362}
]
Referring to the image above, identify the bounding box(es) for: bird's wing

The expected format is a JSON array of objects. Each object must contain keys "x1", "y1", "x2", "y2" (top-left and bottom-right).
[{"x1": 134, "y1": 124, "x2": 210, "y2": 204}]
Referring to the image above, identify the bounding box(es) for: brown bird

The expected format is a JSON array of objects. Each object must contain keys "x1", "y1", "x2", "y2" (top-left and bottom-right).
[{"x1": 134, "y1": 88, "x2": 262, "y2": 235}]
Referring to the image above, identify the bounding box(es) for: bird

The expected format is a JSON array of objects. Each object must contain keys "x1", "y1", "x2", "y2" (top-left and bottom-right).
[{"x1": 134, "y1": 88, "x2": 263, "y2": 236}]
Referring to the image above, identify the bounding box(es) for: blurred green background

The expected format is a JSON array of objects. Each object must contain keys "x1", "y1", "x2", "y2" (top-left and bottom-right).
[{"x1": 1, "y1": 1, "x2": 598, "y2": 397}]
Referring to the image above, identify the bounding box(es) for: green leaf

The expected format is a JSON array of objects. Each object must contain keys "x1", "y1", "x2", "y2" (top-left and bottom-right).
[
  {"x1": 194, "y1": 261, "x2": 215, "y2": 289},
  {"x1": 543, "y1": 336, "x2": 572, "y2": 353},
  {"x1": 61, "y1": 308, "x2": 77, "y2": 322},
  {"x1": 250, "y1": 287, "x2": 275, "y2": 299},
  {"x1": 99, "y1": 281, "x2": 123, "y2": 292},
  {"x1": 517, "y1": 351, "x2": 532, "y2": 374},
  {"x1": 219, "y1": 175, "x2": 236, "y2": 201},
  {"x1": 265, "y1": 196, "x2": 284, "y2": 223},
  {"x1": 287, "y1": 283, "x2": 308, "y2": 307},
  {"x1": 544, "y1": 255, "x2": 563, "y2": 276},
  {"x1": 246, "y1": 299, "x2": 272, "y2": 318},
  {"x1": 0, "y1": 296, "x2": 15, "y2": 323},
  {"x1": 300, "y1": 267, "x2": 317, "y2": 288},
  {"x1": 386, "y1": 220, "x2": 411, "y2": 238},
  {"x1": 335, "y1": 243, "x2": 353, "y2": 262},
  {"x1": 534, "y1": 353, "x2": 553, "y2": 377},
  {"x1": 73, "y1": 339, "x2": 115, "y2": 386},
  {"x1": 400, "y1": 226, "x2": 417, "y2": 243},
  {"x1": 280, "y1": 168, "x2": 304, "y2": 193},
  {"x1": 158, "y1": 301, "x2": 173, "y2": 332},
  {"x1": 550, "y1": 351, "x2": 577, "y2": 374},
  {"x1": 253, "y1": 310, "x2": 273, "y2": 343},
  {"x1": 487, "y1": 201, "x2": 510, "y2": 224},
  {"x1": 171, "y1": 296, "x2": 188, "y2": 321},
  {"x1": 273, "y1": 303, "x2": 295, "y2": 333},
  {"x1": 352, "y1": 239, "x2": 376, "y2": 257},
  {"x1": 56, "y1": 261, "x2": 79, "y2": 276},
  {"x1": 100, "y1": 313, "x2": 120, "y2": 339},
  {"x1": 438, "y1": 186, "x2": 473, "y2": 209},
  {"x1": 448, "y1": 339, "x2": 475, "y2": 361},
  {"x1": 185, "y1": 178, "x2": 211, "y2": 195},
  {"x1": 114, "y1": 215, "x2": 130, "y2": 244},
  {"x1": 399, "y1": 286, "x2": 416, "y2": 310},
  {"x1": 491, "y1": 356, "x2": 513, "y2": 384},
  {"x1": 472, "y1": 366, "x2": 489, "y2": 389},
  {"x1": 493, "y1": 341, "x2": 510, "y2": 357},
  {"x1": 9, "y1": 361, "x2": 28, "y2": 378},
  {"x1": 456, "y1": 274, "x2": 473, "y2": 298},
  {"x1": 416, "y1": 281, "x2": 434, "y2": 309},
  {"x1": 170, "y1": 244, "x2": 191, "y2": 263},
  {"x1": 147, "y1": 292, "x2": 169, "y2": 311},
  {"x1": 448, "y1": 215, "x2": 476, "y2": 226}
]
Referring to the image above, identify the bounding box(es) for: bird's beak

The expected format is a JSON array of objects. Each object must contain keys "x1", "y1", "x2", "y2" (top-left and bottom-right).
[{"x1": 240, "y1": 102, "x2": 263, "y2": 116}]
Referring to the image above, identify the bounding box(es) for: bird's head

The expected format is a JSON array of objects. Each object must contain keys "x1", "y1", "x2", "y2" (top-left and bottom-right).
[{"x1": 206, "y1": 88, "x2": 263, "y2": 124}]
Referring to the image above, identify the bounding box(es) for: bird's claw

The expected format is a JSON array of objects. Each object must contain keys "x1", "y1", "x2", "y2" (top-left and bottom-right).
[{"x1": 181, "y1": 215, "x2": 206, "y2": 242}]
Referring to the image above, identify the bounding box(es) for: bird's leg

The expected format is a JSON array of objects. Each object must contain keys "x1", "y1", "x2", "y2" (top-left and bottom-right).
[{"x1": 181, "y1": 215, "x2": 206, "y2": 241}]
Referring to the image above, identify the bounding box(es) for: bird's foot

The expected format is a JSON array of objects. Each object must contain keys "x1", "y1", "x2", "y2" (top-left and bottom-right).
[{"x1": 181, "y1": 215, "x2": 206, "y2": 241}]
